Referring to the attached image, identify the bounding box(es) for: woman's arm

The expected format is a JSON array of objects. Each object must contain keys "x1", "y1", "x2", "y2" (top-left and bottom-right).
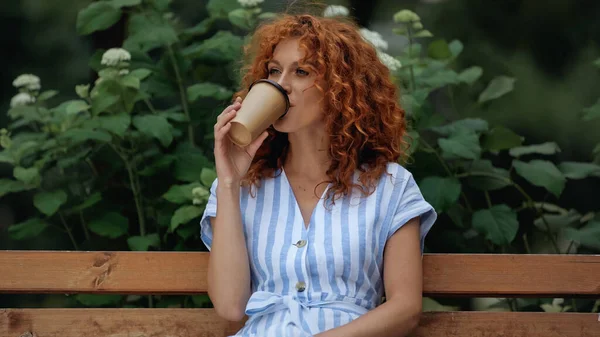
[
  {"x1": 207, "y1": 183, "x2": 252, "y2": 322},
  {"x1": 315, "y1": 217, "x2": 423, "y2": 337}
]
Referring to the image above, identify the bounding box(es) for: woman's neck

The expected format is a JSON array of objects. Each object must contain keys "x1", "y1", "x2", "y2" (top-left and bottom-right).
[{"x1": 283, "y1": 127, "x2": 330, "y2": 181}]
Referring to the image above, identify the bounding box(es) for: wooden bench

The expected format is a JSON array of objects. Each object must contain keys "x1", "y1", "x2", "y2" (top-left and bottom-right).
[{"x1": 1, "y1": 251, "x2": 598, "y2": 337}]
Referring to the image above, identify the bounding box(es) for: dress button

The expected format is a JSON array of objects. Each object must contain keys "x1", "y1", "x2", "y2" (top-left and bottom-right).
[
  {"x1": 295, "y1": 281, "x2": 306, "y2": 292},
  {"x1": 294, "y1": 240, "x2": 307, "y2": 248}
]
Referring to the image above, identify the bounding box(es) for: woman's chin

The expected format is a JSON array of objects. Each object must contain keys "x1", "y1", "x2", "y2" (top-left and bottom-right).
[{"x1": 272, "y1": 117, "x2": 295, "y2": 133}]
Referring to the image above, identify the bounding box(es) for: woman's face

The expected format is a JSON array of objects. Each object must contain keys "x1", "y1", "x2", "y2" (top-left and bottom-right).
[{"x1": 267, "y1": 38, "x2": 325, "y2": 134}]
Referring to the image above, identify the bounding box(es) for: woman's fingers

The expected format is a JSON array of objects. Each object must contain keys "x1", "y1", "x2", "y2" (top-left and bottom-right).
[
  {"x1": 246, "y1": 131, "x2": 269, "y2": 157},
  {"x1": 214, "y1": 102, "x2": 240, "y2": 136}
]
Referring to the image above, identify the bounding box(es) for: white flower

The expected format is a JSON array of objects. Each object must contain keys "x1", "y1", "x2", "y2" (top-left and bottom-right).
[
  {"x1": 119, "y1": 69, "x2": 130, "y2": 75},
  {"x1": 101, "y1": 48, "x2": 131, "y2": 67},
  {"x1": 192, "y1": 186, "x2": 209, "y2": 199},
  {"x1": 360, "y1": 28, "x2": 388, "y2": 51},
  {"x1": 323, "y1": 5, "x2": 349, "y2": 17},
  {"x1": 237, "y1": 0, "x2": 264, "y2": 8},
  {"x1": 10, "y1": 92, "x2": 36, "y2": 108},
  {"x1": 377, "y1": 51, "x2": 402, "y2": 72},
  {"x1": 12, "y1": 74, "x2": 41, "y2": 91}
]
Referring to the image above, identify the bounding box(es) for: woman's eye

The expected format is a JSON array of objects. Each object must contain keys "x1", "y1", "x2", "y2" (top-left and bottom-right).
[
  {"x1": 296, "y1": 68, "x2": 309, "y2": 76},
  {"x1": 268, "y1": 68, "x2": 280, "y2": 75}
]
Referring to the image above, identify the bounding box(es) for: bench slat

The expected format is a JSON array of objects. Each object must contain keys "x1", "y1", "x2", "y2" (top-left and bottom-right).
[
  {"x1": 1, "y1": 251, "x2": 599, "y2": 297},
  {"x1": 1, "y1": 309, "x2": 598, "y2": 337}
]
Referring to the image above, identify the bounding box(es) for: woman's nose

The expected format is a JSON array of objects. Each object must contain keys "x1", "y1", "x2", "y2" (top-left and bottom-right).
[{"x1": 276, "y1": 76, "x2": 292, "y2": 94}]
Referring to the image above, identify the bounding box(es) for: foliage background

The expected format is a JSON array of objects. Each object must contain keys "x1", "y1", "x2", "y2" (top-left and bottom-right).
[{"x1": 0, "y1": 0, "x2": 599, "y2": 313}]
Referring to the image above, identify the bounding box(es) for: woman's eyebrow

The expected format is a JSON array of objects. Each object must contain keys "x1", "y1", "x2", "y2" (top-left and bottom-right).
[{"x1": 268, "y1": 60, "x2": 302, "y2": 67}]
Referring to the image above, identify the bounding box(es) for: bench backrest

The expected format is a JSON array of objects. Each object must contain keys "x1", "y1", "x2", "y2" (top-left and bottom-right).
[{"x1": 1, "y1": 251, "x2": 598, "y2": 337}]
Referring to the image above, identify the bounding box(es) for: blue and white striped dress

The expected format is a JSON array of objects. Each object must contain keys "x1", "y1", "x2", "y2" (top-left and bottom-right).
[{"x1": 200, "y1": 162, "x2": 436, "y2": 337}]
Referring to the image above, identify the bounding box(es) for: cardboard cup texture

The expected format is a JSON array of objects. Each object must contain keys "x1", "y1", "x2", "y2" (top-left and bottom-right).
[{"x1": 228, "y1": 79, "x2": 290, "y2": 147}]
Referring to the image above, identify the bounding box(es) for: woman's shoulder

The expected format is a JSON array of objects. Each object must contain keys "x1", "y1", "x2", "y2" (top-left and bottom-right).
[{"x1": 381, "y1": 161, "x2": 414, "y2": 186}]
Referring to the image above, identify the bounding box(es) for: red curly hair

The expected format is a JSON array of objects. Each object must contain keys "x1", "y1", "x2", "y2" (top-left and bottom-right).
[{"x1": 235, "y1": 14, "x2": 408, "y2": 203}]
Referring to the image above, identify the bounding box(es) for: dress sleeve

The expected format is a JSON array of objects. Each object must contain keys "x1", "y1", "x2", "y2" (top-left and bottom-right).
[
  {"x1": 387, "y1": 171, "x2": 437, "y2": 253},
  {"x1": 199, "y1": 178, "x2": 218, "y2": 251}
]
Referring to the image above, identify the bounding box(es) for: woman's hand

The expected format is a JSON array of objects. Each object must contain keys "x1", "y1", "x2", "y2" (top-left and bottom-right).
[{"x1": 213, "y1": 97, "x2": 269, "y2": 188}]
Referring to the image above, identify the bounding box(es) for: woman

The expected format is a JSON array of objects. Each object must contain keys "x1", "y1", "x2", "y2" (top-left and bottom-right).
[{"x1": 200, "y1": 13, "x2": 437, "y2": 337}]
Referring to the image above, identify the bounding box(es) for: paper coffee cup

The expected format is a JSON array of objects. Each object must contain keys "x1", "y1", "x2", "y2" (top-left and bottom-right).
[{"x1": 228, "y1": 79, "x2": 290, "y2": 147}]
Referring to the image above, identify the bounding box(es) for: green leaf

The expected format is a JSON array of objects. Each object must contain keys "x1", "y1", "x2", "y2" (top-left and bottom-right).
[
  {"x1": 427, "y1": 40, "x2": 451, "y2": 60},
  {"x1": 419, "y1": 176, "x2": 461, "y2": 213},
  {"x1": 466, "y1": 160, "x2": 511, "y2": 191},
  {"x1": 414, "y1": 30, "x2": 433, "y2": 38},
  {"x1": 593, "y1": 143, "x2": 600, "y2": 158},
  {"x1": 88, "y1": 212, "x2": 129, "y2": 239},
  {"x1": 124, "y1": 14, "x2": 178, "y2": 52},
  {"x1": 594, "y1": 58, "x2": 600, "y2": 68},
  {"x1": 420, "y1": 69, "x2": 459, "y2": 89},
  {"x1": 151, "y1": 0, "x2": 172, "y2": 11},
  {"x1": 446, "y1": 205, "x2": 467, "y2": 228},
  {"x1": 65, "y1": 100, "x2": 90, "y2": 115},
  {"x1": 431, "y1": 118, "x2": 489, "y2": 136},
  {"x1": 404, "y1": 130, "x2": 420, "y2": 156},
  {"x1": 0, "y1": 151, "x2": 14, "y2": 165},
  {"x1": 187, "y1": 83, "x2": 233, "y2": 102},
  {"x1": 120, "y1": 75, "x2": 140, "y2": 90},
  {"x1": 582, "y1": 99, "x2": 600, "y2": 121},
  {"x1": 207, "y1": 0, "x2": 239, "y2": 18},
  {"x1": 127, "y1": 234, "x2": 160, "y2": 251},
  {"x1": 160, "y1": 111, "x2": 187, "y2": 122},
  {"x1": 65, "y1": 192, "x2": 102, "y2": 215},
  {"x1": 76, "y1": 2, "x2": 122, "y2": 35},
  {"x1": 84, "y1": 114, "x2": 131, "y2": 137},
  {"x1": 558, "y1": 162, "x2": 600, "y2": 179},
  {"x1": 176, "y1": 222, "x2": 198, "y2": 240},
  {"x1": 0, "y1": 179, "x2": 30, "y2": 197},
  {"x1": 438, "y1": 132, "x2": 481, "y2": 160},
  {"x1": 75, "y1": 294, "x2": 123, "y2": 306},
  {"x1": 8, "y1": 218, "x2": 49, "y2": 240},
  {"x1": 393, "y1": 9, "x2": 420, "y2": 23},
  {"x1": 181, "y1": 31, "x2": 244, "y2": 64},
  {"x1": 423, "y1": 297, "x2": 460, "y2": 312},
  {"x1": 129, "y1": 68, "x2": 153, "y2": 80},
  {"x1": 13, "y1": 167, "x2": 40, "y2": 185},
  {"x1": 163, "y1": 182, "x2": 203, "y2": 204},
  {"x1": 91, "y1": 93, "x2": 120, "y2": 115},
  {"x1": 174, "y1": 143, "x2": 211, "y2": 182},
  {"x1": 182, "y1": 18, "x2": 214, "y2": 37},
  {"x1": 138, "y1": 154, "x2": 176, "y2": 176},
  {"x1": 228, "y1": 8, "x2": 254, "y2": 30},
  {"x1": 111, "y1": 0, "x2": 141, "y2": 8},
  {"x1": 472, "y1": 204, "x2": 519, "y2": 245},
  {"x1": 563, "y1": 221, "x2": 600, "y2": 251},
  {"x1": 534, "y1": 209, "x2": 581, "y2": 232},
  {"x1": 457, "y1": 66, "x2": 483, "y2": 85},
  {"x1": 513, "y1": 160, "x2": 566, "y2": 198},
  {"x1": 192, "y1": 294, "x2": 212, "y2": 307},
  {"x1": 38, "y1": 90, "x2": 59, "y2": 101},
  {"x1": 258, "y1": 12, "x2": 277, "y2": 20},
  {"x1": 60, "y1": 129, "x2": 112, "y2": 143},
  {"x1": 393, "y1": 27, "x2": 408, "y2": 36},
  {"x1": 171, "y1": 205, "x2": 203, "y2": 231},
  {"x1": 132, "y1": 115, "x2": 173, "y2": 147},
  {"x1": 509, "y1": 142, "x2": 560, "y2": 157},
  {"x1": 448, "y1": 40, "x2": 463, "y2": 58},
  {"x1": 57, "y1": 148, "x2": 92, "y2": 169},
  {"x1": 481, "y1": 126, "x2": 524, "y2": 151},
  {"x1": 34, "y1": 190, "x2": 68, "y2": 216},
  {"x1": 76, "y1": 85, "x2": 90, "y2": 99},
  {"x1": 478, "y1": 76, "x2": 516, "y2": 103},
  {"x1": 200, "y1": 168, "x2": 217, "y2": 187}
]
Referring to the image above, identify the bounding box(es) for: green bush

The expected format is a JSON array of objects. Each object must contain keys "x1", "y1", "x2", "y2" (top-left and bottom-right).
[{"x1": 1, "y1": 0, "x2": 598, "y2": 312}]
